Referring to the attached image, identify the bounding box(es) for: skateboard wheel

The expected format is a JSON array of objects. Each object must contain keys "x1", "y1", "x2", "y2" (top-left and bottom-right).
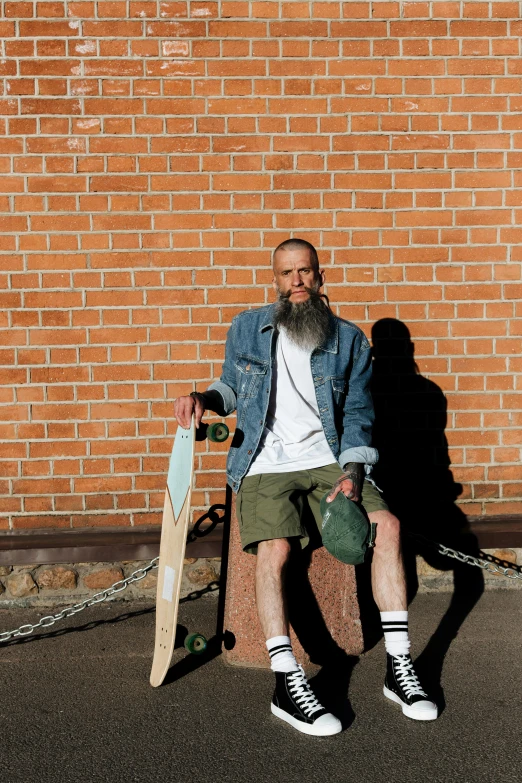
[
  {"x1": 184, "y1": 633, "x2": 208, "y2": 655},
  {"x1": 207, "y1": 423, "x2": 229, "y2": 443}
]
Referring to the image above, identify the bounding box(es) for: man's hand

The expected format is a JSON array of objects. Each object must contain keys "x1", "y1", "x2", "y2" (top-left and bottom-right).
[
  {"x1": 326, "y1": 462, "x2": 364, "y2": 504},
  {"x1": 174, "y1": 393, "x2": 206, "y2": 429}
]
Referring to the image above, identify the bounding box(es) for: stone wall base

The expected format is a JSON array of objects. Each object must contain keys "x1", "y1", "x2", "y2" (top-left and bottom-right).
[
  {"x1": 0, "y1": 557, "x2": 221, "y2": 609},
  {"x1": 415, "y1": 548, "x2": 522, "y2": 592},
  {"x1": 0, "y1": 549, "x2": 519, "y2": 609}
]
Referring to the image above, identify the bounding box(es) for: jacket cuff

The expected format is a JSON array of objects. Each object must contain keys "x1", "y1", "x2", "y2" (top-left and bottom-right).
[
  {"x1": 338, "y1": 446, "x2": 379, "y2": 469},
  {"x1": 207, "y1": 380, "x2": 237, "y2": 416}
]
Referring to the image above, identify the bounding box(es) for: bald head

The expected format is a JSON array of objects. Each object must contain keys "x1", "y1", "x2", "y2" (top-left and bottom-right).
[{"x1": 272, "y1": 238, "x2": 319, "y2": 272}]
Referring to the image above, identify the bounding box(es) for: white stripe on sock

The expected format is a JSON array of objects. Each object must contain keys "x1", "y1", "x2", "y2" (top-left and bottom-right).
[
  {"x1": 266, "y1": 635, "x2": 299, "y2": 673},
  {"x1": 380, "y1": 611, "x2": 410, "y2": 657}
]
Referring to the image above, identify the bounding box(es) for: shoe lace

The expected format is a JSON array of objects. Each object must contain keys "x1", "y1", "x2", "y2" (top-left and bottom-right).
[
  {"x1": 393, "y1": 655, "x2": 427, "y2": 699},
  {"x1": 287, "y1": 665, "x2": 323, "y2": 717}
]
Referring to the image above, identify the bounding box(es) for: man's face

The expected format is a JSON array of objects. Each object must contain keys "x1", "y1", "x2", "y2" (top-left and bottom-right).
[{"x1": 272, "y1": 247, "x2": 325, "y2": 303}]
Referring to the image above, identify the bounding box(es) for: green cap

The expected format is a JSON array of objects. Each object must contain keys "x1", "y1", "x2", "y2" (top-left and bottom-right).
[{"x1": 319, "y1": 491, "x2": 376, "y2": 566}]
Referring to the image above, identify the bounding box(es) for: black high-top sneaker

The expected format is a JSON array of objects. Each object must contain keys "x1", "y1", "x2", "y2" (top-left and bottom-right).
[
  {"x1": 271, "y1": 665, "x2": 342, "y2": 736},
  {"x1": 384, "y1": 653, "x2": 438, "y2": 721}
]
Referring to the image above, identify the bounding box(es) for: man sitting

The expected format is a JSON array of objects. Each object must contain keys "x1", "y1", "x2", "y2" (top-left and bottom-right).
[{"x1": 174, "y1": 238, "x2": 437, "y2": 735}]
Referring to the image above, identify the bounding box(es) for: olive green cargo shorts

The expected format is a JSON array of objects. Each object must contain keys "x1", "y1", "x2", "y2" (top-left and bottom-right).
[{"x1": 236, "y1": 463, "x2": 389, "y2": 555}]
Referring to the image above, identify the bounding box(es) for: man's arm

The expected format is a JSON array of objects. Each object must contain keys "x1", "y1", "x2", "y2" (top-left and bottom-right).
[
  {"x1": 174, "y1": 318, "x2": 238, "y2": 429},
  {"x1": 338, "y1": 337, "x2": 378, "y2": 468},
  {"x1": 205, "y1": 316, "x2": 238, "y2": 416},
  {"x1": 328, "y1": 335, "x2": 378, "y2": 503}
]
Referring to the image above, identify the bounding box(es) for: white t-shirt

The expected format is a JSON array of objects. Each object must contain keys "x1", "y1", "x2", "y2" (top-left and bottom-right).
[{"x1": 246, "y1": 328, "x2": 336, "y2": 476}]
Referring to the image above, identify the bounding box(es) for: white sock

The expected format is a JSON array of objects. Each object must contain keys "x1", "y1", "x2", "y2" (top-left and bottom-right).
[
  {"x1": 266, "y1": 635, "x2": 299, "y2": 673},
  {"x1": 381, "y1": 610, "x2": 411, "y2": 657}
]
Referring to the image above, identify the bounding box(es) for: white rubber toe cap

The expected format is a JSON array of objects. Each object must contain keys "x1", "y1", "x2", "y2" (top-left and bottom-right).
[
  {"x1": 406, "y1": 700, "x2": 438, "y2": 720},
  {"x1": 313, "y1": 712, "x2": 343, "y2": 736},
  {"x1": 271, "y1": 704, "x2": 343, "y2": 736},
  {"x1": 384, "y1": 686, "x2": 438, "y2": 721}
]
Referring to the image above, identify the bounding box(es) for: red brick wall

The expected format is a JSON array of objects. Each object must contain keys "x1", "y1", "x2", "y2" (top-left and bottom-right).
[{"x1": 1, "y1": 1, "x2": 522, "y2": 531}]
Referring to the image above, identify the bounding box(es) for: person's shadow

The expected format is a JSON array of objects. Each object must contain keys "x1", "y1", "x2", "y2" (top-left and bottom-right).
[{"x1": 359, "y1": 318, "x2": 484, "y2": 709}]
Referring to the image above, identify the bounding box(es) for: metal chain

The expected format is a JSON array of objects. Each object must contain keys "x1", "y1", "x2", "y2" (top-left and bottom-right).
[
  {"x1": 408, "y1": 533, "x2": 522, "y2": 581},
  {"x1": 435, "y1": 545, "x2": 522, "y2": 580},
  {"x1": 1, "y1": 531, "x2": 520, "y2": 644},
  {"x1": 0, "y1": 557, "x2": 158, "y2": 644}
]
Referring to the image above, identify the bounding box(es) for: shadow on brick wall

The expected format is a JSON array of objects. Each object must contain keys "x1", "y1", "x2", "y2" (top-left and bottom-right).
[{"x1": 357, "y1": 318, "x2": 484, "y2": 708}]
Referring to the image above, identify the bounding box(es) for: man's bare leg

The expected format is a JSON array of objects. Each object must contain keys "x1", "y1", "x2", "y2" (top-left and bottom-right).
[
  {"x1": 256, "y1": 537, "x2": 343, "y2": 734},
  {"x1": 368, "y1": 509, "x2": 438, "y2": 719},
  {"x1": 368, "y1": 509, "x2": 407, "y2": 611},
  {"x1": 255, "y1": 537, "x2": 291, "y2": 639}
]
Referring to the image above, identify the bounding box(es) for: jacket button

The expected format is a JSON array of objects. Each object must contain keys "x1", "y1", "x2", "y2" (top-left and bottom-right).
[
  {"x1": 248, "y1": 449, "x2": 252, "y2": 455},
  {"x1": 246, "y1": 364, "x2": 251, "y2": 371}
]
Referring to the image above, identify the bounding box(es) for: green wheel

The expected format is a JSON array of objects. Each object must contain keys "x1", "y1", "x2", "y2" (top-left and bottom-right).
[
  {"x1": 207, "y1": 422, "x2": 229, "y2": 443},
  {"x1": 184, "y1": 633, "x2": 207, "y2": 655}
]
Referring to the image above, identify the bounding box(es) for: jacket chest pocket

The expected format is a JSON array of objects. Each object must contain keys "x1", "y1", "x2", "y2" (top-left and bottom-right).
[
  {"x1": 235, "y1": 356, "x2": 268, "y2": 398},
  {"x1": 331, "y1": 377, "x2": 347, "y2": 406}
]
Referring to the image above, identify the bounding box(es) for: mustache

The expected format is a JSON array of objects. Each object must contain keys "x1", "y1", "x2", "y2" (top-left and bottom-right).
[{"x1": 279, "y1": 285, "x2": 330, "y2": 307}]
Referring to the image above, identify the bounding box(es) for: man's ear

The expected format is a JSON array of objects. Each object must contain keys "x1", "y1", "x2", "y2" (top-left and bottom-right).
[
  {"x1": 272, "y1": 276, "x2": 277, "y2": 292},
  {"x1": 319, "y1": 269, "x2": 326, "y2": 287}
]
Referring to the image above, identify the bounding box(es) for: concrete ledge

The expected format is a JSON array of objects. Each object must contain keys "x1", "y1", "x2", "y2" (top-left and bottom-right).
[
  {"x1": 459, "y1": 516, "x2": 522, "y2": 548},
  {"x1": 1, "y1": 514, "x2": 520, "y2": 566},
  {"x1": 0, "y1": 525, "x2": 223, "y2": 566}
]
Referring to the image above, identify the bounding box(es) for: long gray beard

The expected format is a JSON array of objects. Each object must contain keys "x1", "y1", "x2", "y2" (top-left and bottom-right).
[{"x1": 274, "y1": 288, "x2": 332, "y2": 351}]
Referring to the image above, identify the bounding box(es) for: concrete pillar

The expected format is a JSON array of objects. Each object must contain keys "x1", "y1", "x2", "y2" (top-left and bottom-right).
[{"x1": 223, "y1": 495, "x2": 364, "y2": 669}]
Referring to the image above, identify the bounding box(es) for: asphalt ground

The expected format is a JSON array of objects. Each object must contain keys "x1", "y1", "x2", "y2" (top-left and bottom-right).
[{"x1": 0, "y1": 590, "x2": 520, "y2": 783}]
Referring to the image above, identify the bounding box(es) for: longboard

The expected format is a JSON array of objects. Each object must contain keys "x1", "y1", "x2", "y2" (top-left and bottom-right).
[{"x1": 150, "y1": 416, "x2": 229, "y2": 688}]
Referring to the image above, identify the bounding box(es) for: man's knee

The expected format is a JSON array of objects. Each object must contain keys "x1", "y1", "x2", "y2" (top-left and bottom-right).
[
  {"x1": 368, "y1": 510, "x2": 401, "y2": 549},
  {"x1": 257, "y1": 537, "x2": 292, "y2": 567}
]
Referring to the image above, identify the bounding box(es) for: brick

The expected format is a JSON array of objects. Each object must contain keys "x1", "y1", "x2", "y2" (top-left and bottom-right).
[
  {"x1": 19, "y1": 21, "x2": 81, "y2": 36},
  {"x1": 488, "y1": 466, "x2": 522, "y2": 481},
  {"x1": 451, "y1": 21, "x2": 507, "y2": 37}
]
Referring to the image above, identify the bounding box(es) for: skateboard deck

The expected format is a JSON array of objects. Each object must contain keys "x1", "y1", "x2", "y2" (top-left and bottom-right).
[
  {"x1": 150, "y1": 417, "x2": 229, "y2": 687},
  {"x1": 150, "y1": 418, "x2": 196, "y2": 687}
]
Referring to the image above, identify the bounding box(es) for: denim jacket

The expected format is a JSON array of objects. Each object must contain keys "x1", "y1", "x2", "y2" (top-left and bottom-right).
[{"x1": 206, "y1": 303, "x2": 378, "y2": 492}]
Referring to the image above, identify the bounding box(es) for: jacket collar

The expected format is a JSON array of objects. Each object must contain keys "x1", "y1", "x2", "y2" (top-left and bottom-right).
[
  {"x1": 259, "y1": 303, "x2": 276, "y2": 333},
  {"x1": 259, "y1": 303, "x2": 339, "y2": 354}
]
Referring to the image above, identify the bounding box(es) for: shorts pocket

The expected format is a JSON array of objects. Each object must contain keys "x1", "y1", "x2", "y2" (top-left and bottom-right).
[{"x1": 236, "y1": 474, "x2": 261, "y2": 529}]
